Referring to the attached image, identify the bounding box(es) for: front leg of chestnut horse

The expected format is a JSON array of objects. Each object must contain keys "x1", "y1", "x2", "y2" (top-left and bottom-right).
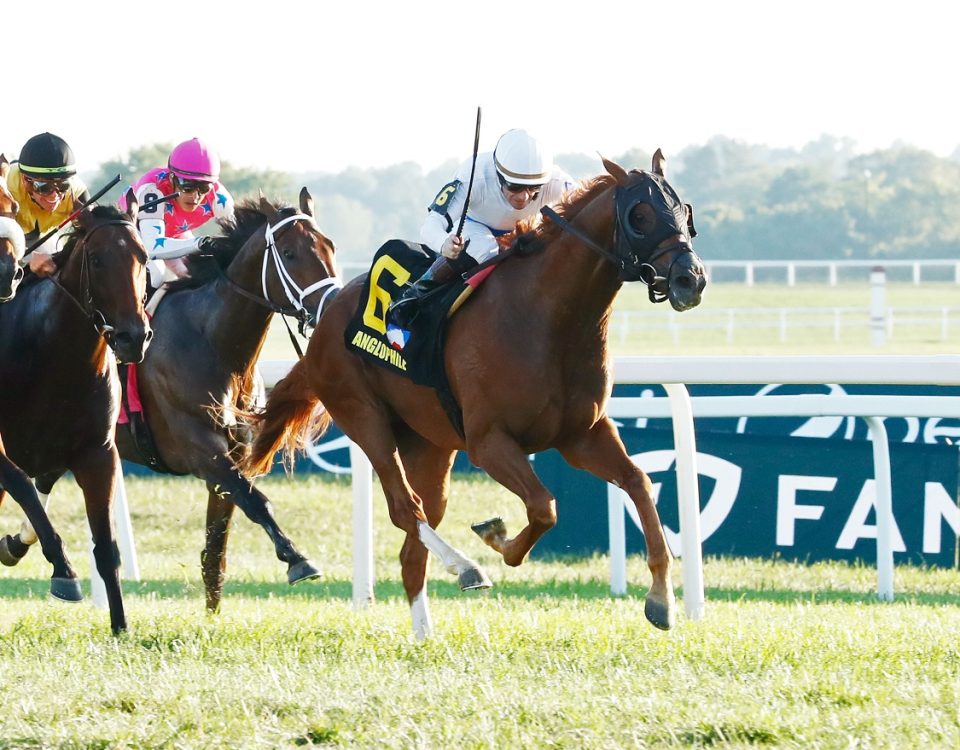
[
  {"x1": 559, "y1": 418, "x2": 676, "y2": 631},
  {"x1": 200, "y1": 454, "x2": 320, "y2": 596},
  {"x1": 72, "y1": 448, "x2": 127, "y2": 634},
  {"x1": 468, "y1": 429, "x2": 558, "y2": 567},
  {"x1": 0, "y1": 455, "x2": 81, "y2": 601}
]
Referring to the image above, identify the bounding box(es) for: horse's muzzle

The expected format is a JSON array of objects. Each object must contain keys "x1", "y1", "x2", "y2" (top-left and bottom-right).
[
  {"x1": 112, "y1": 324, "x2": 154, "y2": 364},
  {"x1": 667, "y1": 252, "x2": 707, "y2": 312}
]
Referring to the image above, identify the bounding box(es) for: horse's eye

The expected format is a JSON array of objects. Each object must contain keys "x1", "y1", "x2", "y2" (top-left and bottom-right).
[
  {"x1": 90, "y1": 255, "x2": 103, "y2": 269},
  {"x1": 283, "y1": 248, "x2": 296, "y2": 261},
  {"x1": 630, "y1": 203, "x2": 657, "y2": 235}
]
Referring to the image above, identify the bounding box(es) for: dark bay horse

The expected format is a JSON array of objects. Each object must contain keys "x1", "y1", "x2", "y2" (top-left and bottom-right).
[
  {"x1": 246, "y1": 153, "x2": 706, "y2": 639},
  {"x1": 0, "y1": 200, "x2": 151, "y2": 633},
  {"x1": 7, "y1": 192, "x2": 340, "y2": 613}
]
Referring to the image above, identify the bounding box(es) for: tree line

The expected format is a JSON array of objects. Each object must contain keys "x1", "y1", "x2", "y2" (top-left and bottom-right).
[{"x1": 84, "y1": 136, "x2": 960, "y2": 269}]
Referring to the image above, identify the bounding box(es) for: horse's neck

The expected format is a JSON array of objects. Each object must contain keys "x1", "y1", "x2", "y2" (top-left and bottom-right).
[
  {"x1": 18, "y1": 275, "x2": 110, "y2": 378},
  {"x1": 206, "y1": 245, "x2": 275, "y2": 371},
  {"x1": 529, "y1": 236, "x2": 622, "y2": 342}
]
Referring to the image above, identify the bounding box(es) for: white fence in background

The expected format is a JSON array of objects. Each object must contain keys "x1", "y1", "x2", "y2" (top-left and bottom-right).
[
  {"x1": 338, "y1": 259, "x2": 960, "y2": 286},
  {"x1": 612, "y1": 305, "x2": 960, "y2": 346},
  {"x1": 261, "y1": 355, "x2": 960, "y2": 621},
  {"x1": 704, "y1": 259, "x2": 960, "y2": 286}
]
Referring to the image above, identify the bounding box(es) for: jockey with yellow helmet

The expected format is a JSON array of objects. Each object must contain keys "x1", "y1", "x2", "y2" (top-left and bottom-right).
[
  {"x1": 391, "y1": 129, "x2": 574, "y2": 323},
  {"x1": 8, "y1": 132, "x2": 90, "y2": 276},
  {"x1": 121, "y1": 138, "x2": 235, "y2": 291}
]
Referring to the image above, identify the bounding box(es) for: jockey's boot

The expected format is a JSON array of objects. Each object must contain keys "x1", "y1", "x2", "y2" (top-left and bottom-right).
[{"x1": 388, "y1": 255, "x2": 459, "y2": 328}]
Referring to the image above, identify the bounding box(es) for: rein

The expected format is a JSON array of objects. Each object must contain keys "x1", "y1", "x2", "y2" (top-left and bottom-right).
[
  {"x1": 540, "y1": 203, "x2": 691, "y2": 304},
  {"x1": 46, "y1": 218, "x2": 140, "y2": 344},
  {"x1": 216, "y1": 213, "x2": 341, "y2": 353}
]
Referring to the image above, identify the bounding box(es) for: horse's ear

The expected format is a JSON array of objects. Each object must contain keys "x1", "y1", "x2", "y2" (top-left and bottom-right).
[
  {"x1": 0, "y1": 154, "x2": 8, "y2": 176},
  {"x1": 600, "y1": 154, "x2": 630, "y2": 185},
  {"x1": 258, "y1": 190, "x2": 280, "y2": 222},
  {"x1": 299, "y1": 187, "x2": 314, "y2": 218},
  {"x1": 124, "y1": 188, "x2": 138, "y2": 222},
  {"x1": 652, "y1": 148, "x2": 667, "y2": 177}
]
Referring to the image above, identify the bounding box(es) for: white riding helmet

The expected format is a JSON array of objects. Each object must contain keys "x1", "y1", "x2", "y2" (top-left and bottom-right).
[{"x1": 494, "y1": 129, "x2": 552, "y2": 186}]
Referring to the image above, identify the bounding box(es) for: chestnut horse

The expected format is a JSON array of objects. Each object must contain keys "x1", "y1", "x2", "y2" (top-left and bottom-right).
[
  {"x1": 246, "y1": 153, "x2": 706, "y2": 639},
  {"x1": 0, "y1": 199, "x2": 151, "y2": 633},
  {"x1": 5, "y1": 192, "x2": 339, "y2": 613}
]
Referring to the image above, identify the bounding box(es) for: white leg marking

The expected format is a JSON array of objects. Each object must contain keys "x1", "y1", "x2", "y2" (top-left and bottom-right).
[
  {"x1": 411, "y1": 589, "x2": 432, "y2": 641},
  {"x1": 417, "y1": 521, "x2": 471, "y2": 575}
]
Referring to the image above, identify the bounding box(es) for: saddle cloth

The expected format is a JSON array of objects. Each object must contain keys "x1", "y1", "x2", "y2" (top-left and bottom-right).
[{"x1": 343, "y1": 239, "x2": 499, "y2": 434}]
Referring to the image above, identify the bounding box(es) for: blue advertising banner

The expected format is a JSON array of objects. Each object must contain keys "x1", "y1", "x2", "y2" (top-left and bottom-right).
[
  {"x1": 123, "y1": 381, "x2": 960, "y2": 567},
  {"x1": 533, "y1": 427, "x2": 960, "y2": 568}
]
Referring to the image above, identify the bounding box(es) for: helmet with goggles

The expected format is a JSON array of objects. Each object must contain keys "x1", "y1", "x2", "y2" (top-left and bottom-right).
[
  {"x1": 168, "y1": 138, "x2": 220, "y2": 182},
  {"x1": 493, "y1": 129, "x2": 552, "y2": 186},
  {"x1": 19, "y1": 132, "x2": 77, "y2": 179}
]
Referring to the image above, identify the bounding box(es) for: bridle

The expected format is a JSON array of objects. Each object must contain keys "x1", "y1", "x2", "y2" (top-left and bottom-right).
[
  {"x1": 217, "y1": 212, "x2": 341, "y2": 337},
  {"x1": 541, "y1": 171, "x2": 698, "y2": 303},
  {"x1": 47, "y1": 218, "x2": 146, "y2": 349}
]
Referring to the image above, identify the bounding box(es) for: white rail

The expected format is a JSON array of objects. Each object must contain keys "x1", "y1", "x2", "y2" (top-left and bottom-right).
[
  {"x1": 704, "y1": 259, "x2": 960, "y2": 286},
  {"x1": 260, "y1": 356, "x2": 960, "y2": 619}
]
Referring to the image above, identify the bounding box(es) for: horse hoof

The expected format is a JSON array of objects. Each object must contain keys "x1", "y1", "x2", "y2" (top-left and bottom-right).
[
  {"x1": 288, "y1": 559, "x2": 322, "y2": 585},
  {"x1": 471, "y1": 517, "x2": 506, "y2": 544},
  {"x1": 0, "y1": 535, "x2": 28, "y2": 567},
  {"x1": 458, "y1": 566, "x2": 492, "y2": 591},
  {"x1": 50, "y1": 577, "x2": 84, "y2": 603},
  {"x1": 644, "y1": 596, "x2": 676, "y2": 631}
]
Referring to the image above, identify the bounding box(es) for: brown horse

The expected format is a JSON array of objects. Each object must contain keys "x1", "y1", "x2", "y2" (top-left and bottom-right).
[
  {"x1": 4, "y1": 192, "x2": 339, "y2": 613},
  {"x1": 245, "y1": 153, "x2": 706, "y2": 639},
  {"x1": 0, "y1": 198, "x2": 151, "y2": 633},
  {"x1": 118, "y1": 191, "x2": 338, "y2": 611}
]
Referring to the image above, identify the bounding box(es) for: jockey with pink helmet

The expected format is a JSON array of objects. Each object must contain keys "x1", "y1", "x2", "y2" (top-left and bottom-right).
[{"x1": 121, "y1": 138, "x2": 235, "y2": 291}]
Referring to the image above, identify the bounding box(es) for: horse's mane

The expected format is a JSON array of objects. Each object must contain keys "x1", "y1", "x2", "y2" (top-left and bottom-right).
[
  {"x1": 165, "y1": 198, "x2": 298, "y2": 292},
  {"x1": 53, "y1": 205, "x2": 132, "y2": 270},
  {"x1": 512, "y1": 174, "x2": 617, "y2": 249}
]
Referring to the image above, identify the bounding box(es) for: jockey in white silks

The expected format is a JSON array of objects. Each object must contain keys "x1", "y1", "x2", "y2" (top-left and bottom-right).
[{"x1": 389, "y1": 129, "x2": 575, "y2": 325}]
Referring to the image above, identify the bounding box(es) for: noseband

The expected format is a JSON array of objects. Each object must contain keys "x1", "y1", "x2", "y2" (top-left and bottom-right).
[
  {"x1": 217, "y1": 213, "x2": 341, "y2": 336},
  {"x1": 541, "y1": 172, "x2": 697, "y2": 303}
]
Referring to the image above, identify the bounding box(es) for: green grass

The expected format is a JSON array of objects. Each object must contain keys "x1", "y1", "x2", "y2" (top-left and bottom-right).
[{"x1": 1, "y1": 473, "x2": 958, "y2": 748}]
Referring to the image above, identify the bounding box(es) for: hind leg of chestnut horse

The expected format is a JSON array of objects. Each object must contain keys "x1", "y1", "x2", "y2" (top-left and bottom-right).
[
  {"x1": 197, "y1": 452, "x2": 320, "y2": 600},
  {"x1": 395, "y1": 429, "x2": 457, "y2": 640},
  {"x1": 72, "y1": 449, "x2": 127, "y2": 634},
  {"x1": 0, "y1": 453, "x2": 82, "y2": 601},
  {"x1": 326, "y1": 396, "x2": 489, "y2": 593},
  {"x1": 200, "y1": 484, "x2": 237, "y2": 612},
  {"x1": 559, "y1": 417, "x2": 675, "y2": 630},
  {"x1": 468, "y1": 428, "x2": 559, "y2": 567}
]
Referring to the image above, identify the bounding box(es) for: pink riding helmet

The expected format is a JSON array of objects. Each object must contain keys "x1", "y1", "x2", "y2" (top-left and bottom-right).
[{"x1": 168, "y1": 138, "x2": 221, "y2": 182}]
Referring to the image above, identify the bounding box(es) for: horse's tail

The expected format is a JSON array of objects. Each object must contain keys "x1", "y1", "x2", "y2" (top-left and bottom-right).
[{"x1": 244, "y1": 359, "x2": 331, "y2": 476}]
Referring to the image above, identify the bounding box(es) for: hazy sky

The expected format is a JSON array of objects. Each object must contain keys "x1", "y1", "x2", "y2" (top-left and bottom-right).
[{"x1": 6, "y1": 1, "x2": 956, "y2": 174}]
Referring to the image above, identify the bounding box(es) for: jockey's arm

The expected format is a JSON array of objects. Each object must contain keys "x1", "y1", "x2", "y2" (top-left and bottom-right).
[{"x1": 420, "y1": 179, "x2": 466, "y2": 255}]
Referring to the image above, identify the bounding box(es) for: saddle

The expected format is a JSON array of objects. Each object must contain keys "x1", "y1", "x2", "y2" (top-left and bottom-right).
[
  {"x1": 117, "y1": 363, "x2": 186, "y2": 475},
  {"x1": 344, "y1": 239, "x2": 503, "y2": 435}
]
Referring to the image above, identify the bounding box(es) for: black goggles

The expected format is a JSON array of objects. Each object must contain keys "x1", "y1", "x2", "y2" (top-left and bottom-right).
[
  {"x1": 28, "y1": 178, "x2": 71, "y2": 196},
  {"x1": 176, "y1": 179, "x2": 214, "y2": 196},
  {"x1": 498, "y1": 173, "x2": 542, "y2": 197}
]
